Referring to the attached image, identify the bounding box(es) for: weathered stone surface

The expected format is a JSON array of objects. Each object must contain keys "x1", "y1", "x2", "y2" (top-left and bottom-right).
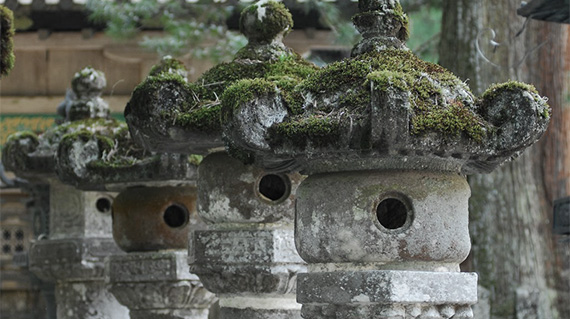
[
  {"x1": 47, "y1": 180, "x2": 115, "y2": 239},
  {"x1": 196, "y1": 152, "x2": 301, "y2": 224},
  {"x1": 295, "y1": 170, "x2": 471, "y2": 264},
  {"x1": 108, "y1": 251, "x2": 216, "y2": 319},
  {"x1": 297, "y1": 270, "x2": 477, "y2": 305},
  {"x1": 301, "y1": 303, "x2": 474, "y2": 319},
  {"x1": 56, "y1": 132, "x2": 199, "y2": 191},
  {"x1": 29, "y1": 238, "x2": 123, "y2": 282},
  {"x1": 56, "y1": 281, "x2": 128, "y2": 319},
  {"x1": 189, "y1": 150, "x2": 305, "y2": 316},
  {"x1": 111, "y1": 186, "x2": 204, "y2": 252},
  {"x1": 189, "y1": 228, "x2": 303, "y2": 294}
]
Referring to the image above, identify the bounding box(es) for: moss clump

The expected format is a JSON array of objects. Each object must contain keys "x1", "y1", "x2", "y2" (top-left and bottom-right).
[
  {"x1": 184, "y1": 56, "x2": 316, "y2": 131},
  {"x1": 268, "y1": 115, "x2": 343, "y2": 149},
  {"x1": 174, "y1": 104, "x2": 222, "y2": 133},
  {"x1": 294, "y1": 49, "x2": 485, "y2": 141},
  {"x1": 6, "y1": 130, "x2": 38, "y2": 144},
  {"x1": 220, "y1": 78, "x2": 278, "y2": 122},
  {"x1": 411, "y1": 100, "x2": 486, "y2": 142},
  {"x1": 239, "y1": 1, "x2": 293, "y2": 44},
  {"x1": 43, "y1": 118, "x2": 124, "y2": 148},
  {"x1": 149, "y1": 57, "x2": 187, "y2": 77},
  {"x1": 1, "y1": 5, "x2": 15, "y2": 77},
  {"x1": 481, "y1": 81, "x2": 539, "y2": 100},
  {"x1": 198, "y1": 54, "x2": 316, "y2": 94},
  {"x1": 299, "y1": 49, "x2": 457, "y2": 111},
  {"x1": 367, "y1": 70, "x2": 412, "y2": 92},
  {"x1": 479, "y1": 80, "x2": 550, "y2": 122}
]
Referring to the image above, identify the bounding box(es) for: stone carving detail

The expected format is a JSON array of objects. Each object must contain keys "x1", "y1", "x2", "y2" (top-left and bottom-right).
[
  {"x1": 108, "y1": 251, "x2": 216, "y2": 319},
  {"x1": 110, "y1": 281, "x2": 213, "y2": 311},
  {"x1": 301, "y1": 304, "x2": 474, "y2": 319}
]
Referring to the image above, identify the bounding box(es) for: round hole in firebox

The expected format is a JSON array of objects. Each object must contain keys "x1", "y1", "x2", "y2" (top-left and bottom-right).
[
  {"x1": 96, "y1": 197, "x2": 112, "y2": 213},
  {"x1": 257, "y1": 174, "x2": 291, "y2": 203},
  {"x1": 163, "y1": 204, "x2": 189, "y2": 228},
  {"x1": 376, "y1": 197, "x2": 411, "y2": 230}
]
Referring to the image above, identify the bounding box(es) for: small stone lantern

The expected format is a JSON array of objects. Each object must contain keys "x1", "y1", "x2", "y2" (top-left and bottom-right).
[
  {"x1": 55, "y1": 58, "x2": 217, "y2": 319},
  {"x1": 219, "y1": 0, "x2": 551, "y2": 318},
  {"x1": 2, "y1": 67, "x2": 129, "y2": 319},
  {"x1": 124, "y1": 2, "x2": 318, "y2": 317}
]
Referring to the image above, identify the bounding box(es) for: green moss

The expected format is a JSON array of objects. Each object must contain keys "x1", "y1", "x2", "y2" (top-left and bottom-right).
[
  {"x1": 239, "y1": 1, "x2": 293, "y2": 43},
  {"x1": 481, "y1": 81, "x2": 539, "y2": 100},
  {"x1": 480, "y1": 80, "x2": 550, "y2": 120},
  {"x1": 1, "y1": 5, "x2": 15, "y2": 76},
  {"x1": 149, "y1": 57, "x2": 187, "y2": 76},
  {"x1": 6, "y1": 130, "x2": 38, "y2": 144},
  {"x1": 220, "y1": 78, "x2": 277, "y2": 122},
  {"x1": 392, "y1": 2, "x2": 409, "y2": 41},
  {"x1": 292, "y1": 49, "x2": 485, "y2": 141},
  {"x1": 188, "y1": 154, "x2": 203, "y2": 166},
  {"x1": 174, "y1": 104, "x2": 222, "y2": 133},
  {"x1": 411, "y1": 100, "x2": 486, "y2": 142},
  {"x1": 367, "y1": 70, "x2": 412, "y2": 92},
  {"x1": 268, "y1": 115, "x2": 342, "y2": 148},
  {"x1": 300, "y1": 49, "x2": 457, "y2": 110}
]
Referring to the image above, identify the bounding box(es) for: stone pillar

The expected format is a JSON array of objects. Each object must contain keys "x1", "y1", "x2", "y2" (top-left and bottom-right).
[
  {"x1": 189, "y1": 152, "x2": 305, "y2": 319},
  {"x1": 106, "y1": 185, "x2": 216, "y2": 319},
  {"x1": 28, "y1": 180, "x2": 129, "y2": 319},
  {"x1": 295, "y1": 170, "x2": 477, "y2": 318}
]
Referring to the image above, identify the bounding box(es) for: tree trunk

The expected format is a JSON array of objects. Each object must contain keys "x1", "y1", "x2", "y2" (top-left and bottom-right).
[{"x1": 439, "y1": 1, "x2": 569, "y2": 318}]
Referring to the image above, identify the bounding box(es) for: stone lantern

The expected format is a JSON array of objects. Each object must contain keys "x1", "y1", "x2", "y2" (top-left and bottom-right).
[
  {"x1": 218, "y1": 0, "x2": 551, "y2": 318},
  {"x1": 2, "y1": 67, "x2": 129, "y2": 319},
  {"x1": 124, "y1": 2, "x2": 318, "y2": 317},
  {"x1": 55, "y1": 57, "x2": 217, "y2": 319}
]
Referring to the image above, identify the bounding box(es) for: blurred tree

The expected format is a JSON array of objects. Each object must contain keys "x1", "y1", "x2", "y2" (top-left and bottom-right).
[
  {"x1": 440, "y1": 1, "x2": 569, "y2": 318},
  {"x1": 86, "y1": 0, "x2": 246, "y2": 62},
  {"x1": 87, "y1": 0, "x2": 444, "y2": 63}
]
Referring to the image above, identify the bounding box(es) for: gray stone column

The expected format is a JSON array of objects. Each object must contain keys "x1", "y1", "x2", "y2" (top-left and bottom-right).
[
  {"x1": 28, "y1": 180, "x2": 129, "y2": 319},
  {"x1": 105, "y1": 185, "x2": 216, "y2": 319},
  {"x1": 295, "y1": 170, "x2": 477, "y2": 318},
  {"x1": 189, "y1": 152, "x2": 306, "y2": 319}
]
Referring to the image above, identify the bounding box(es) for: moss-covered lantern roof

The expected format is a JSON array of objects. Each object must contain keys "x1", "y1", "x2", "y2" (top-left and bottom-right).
[
  {"x1": 124, "y1": 1, "x2": 318, "y2": 155},
  {"x1": 2, "y1": 67, "x2": 122, "y2": 181},
  {"x1": 220, "y1": 0, "x2": 551, "y2": 174}
]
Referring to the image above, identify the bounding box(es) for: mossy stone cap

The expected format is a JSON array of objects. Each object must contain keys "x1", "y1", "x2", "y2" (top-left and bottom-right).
[
  {"x1": 72, "y1": 67, "x2": 107, "y2": 97},
  {"x1": 219, "y1": 0, "x2": 550, "y2": 175},
  {"x1": 239, "y1": 0, "x2": 293, "y2": 43}
]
